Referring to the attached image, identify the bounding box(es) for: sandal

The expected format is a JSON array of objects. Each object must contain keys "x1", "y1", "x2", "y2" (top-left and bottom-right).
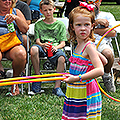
[
  {"x1": 9, "y1": 84, "x2": 20, "y2": 96},
  {"x1": 6, "y1": 92, "x2": 13, "y2": 96}
]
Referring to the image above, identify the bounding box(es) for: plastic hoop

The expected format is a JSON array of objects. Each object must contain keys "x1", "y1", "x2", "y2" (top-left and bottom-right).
[{"x1": 96, "y1": 24, "x2": 120, "y2": 102}]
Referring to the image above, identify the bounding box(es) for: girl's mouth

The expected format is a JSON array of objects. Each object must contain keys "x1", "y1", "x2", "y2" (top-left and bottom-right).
[{"x1": 80, "y1": 31, "x2": 86, "y2": 36}]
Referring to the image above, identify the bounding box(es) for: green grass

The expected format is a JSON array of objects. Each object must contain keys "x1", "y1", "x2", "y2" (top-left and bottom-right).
[
  {"x1": 0, "y1": 2, "x2": 120, "y2": 120},
  {"x1": 0, "y1": 81, "x2": 120, "y2": 120},
  {"x1": 0, "y1": 83, "x2": 66, "y2": 120},
  {"x1": 101, "y1": 3, "x2": 120, "y2": 21}
]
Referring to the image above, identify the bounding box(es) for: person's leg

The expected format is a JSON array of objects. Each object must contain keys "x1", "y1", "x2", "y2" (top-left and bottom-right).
[
  {"x1": 98, "y1": 42, "x2": 116, "y2": 92},
  {"x1": 30, "y1": 46, "x2": 40, "y2": 75},
  {"x1": 7, "y1": 45, "x2": 26, "y2": 77},
  {"x1": 102, "y1": 48, "x2": 114, "y2": 73},
  {"x1": 5, "y1": 45, "x2": 26, "y2": 96},
  {"x1": 52, "y1": 56, "x2": 66, "y2": 97},
  {"x1": 22, "y1": 34, "x2": 31, "y2": 50},
  {"x1": 102, "y1": 48, "x2": 116, "y2": 92},
  {"x1": 0, "y1": 62, "x2": 4, "y2": 72},
  {"x1": 0, "y1": 52, "x2": 5, "y2": 78},
  {"x1": 30, "y1": 45, "x2": 46, "y2": 94},
  {"x1": 30, "y1": 46, "x2": 41, "y2": 93},
  {"x1": 55, "y1": 56, "x2": 65, "y2": 88},
  {"x1": 49, "y1": 49, "x2": 67, "y2": 96}
]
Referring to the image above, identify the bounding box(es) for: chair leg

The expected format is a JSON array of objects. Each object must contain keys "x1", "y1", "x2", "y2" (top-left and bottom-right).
[{"x1": 21, "y1": 84, "x2": 23, "y2": 94}]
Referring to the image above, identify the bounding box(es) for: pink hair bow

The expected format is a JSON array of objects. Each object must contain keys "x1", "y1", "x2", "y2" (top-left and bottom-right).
[{"x1": 79, "y1": 1, "x2": 95, "y2": 11}]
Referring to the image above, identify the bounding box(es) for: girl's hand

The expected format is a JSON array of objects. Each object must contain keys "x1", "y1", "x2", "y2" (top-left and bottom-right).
[{"x1": 63, "y1": 74, "x2": 79, "y2": 83}]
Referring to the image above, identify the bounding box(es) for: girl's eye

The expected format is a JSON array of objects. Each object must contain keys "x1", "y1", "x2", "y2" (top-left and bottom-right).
[
  {"x1": 85, "y1": 24, "x2": 90, "y2": 26},
  {"x1": 77, "y1": 24, "x2": 81, "y2": 26}
]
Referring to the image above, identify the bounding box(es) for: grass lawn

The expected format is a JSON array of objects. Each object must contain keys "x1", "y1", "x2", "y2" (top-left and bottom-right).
[
  {"x1": 101, "y1": 2, "x2": 120, "y2": 21},
  {"x1": 0, "y1": 1, "x2": 120, "y2": 120},
  {"x1": 0, "y1": 81, "x2": 120, "y2": 120}
]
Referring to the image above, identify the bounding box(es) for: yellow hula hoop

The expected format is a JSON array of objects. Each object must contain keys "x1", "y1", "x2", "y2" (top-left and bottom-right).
[{"x1": 96, "y1": 24, "x2": 120, "y2": 102}]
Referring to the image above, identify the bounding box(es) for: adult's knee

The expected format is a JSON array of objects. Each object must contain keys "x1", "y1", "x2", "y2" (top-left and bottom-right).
[
  {"x1": 58, "y1": 56, "x2": 65, "y2": 64},
  {"x1": 30, "y1": 46, "x2": 39, "y2": 56},
  {"x1": 102, "y1": 49, "x2": 114, "y2": 61},
  {"x1": 14, "y1": 49, "x2": 26, "y2": 61}
]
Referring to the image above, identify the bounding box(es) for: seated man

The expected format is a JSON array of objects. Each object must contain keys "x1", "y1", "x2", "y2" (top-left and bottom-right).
[
  {"x1": 93, "y1": 0, "x2": 116, "y2": 92},
  {"x1": 30, "y1": 0, "x2": 67, "y2": 96}
]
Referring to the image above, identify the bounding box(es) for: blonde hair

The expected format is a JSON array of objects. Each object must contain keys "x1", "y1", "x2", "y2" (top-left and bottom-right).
[
  {"x1": 68, "y1": 6, "x2": 95, "y2": 42},
  {"x1": 11, "y1": 0, "x2": 16, "y2": 8},
  {"x1": 39, "y1": 0, "x2": 55, "y2": 9}
]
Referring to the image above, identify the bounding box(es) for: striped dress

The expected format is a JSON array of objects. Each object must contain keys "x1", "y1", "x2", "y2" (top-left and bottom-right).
[{"x1": 62, "y1": 42, "x2": 102, "y2": 120}]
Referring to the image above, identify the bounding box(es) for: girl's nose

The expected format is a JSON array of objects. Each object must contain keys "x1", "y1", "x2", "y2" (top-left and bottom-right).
[{"x1": 81, "y1": 25, "x2": 85, "y2": 29}]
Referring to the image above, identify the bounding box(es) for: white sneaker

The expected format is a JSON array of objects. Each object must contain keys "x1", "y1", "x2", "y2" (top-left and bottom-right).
[{"x1": 28, "y1": 90, "x2": 45, "y2": 95}]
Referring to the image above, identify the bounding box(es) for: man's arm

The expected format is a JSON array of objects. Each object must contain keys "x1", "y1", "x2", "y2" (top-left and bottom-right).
[
  {"x1": 94, "y1": 18, "x2": 116, "y2": 37},
  {"x1": 94, "y1": 27, "x2": 116, "y2": 37}
]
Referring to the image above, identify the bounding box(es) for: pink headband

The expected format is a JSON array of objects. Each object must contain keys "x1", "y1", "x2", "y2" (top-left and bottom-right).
[{"x1": 79, "y1": 1, "x2": 95, "y2": 12}]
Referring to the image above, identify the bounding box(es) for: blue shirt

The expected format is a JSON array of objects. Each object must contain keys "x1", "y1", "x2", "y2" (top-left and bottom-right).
[
  {"x1": 0, "y1": 8, "x2": 23, "y2": 42},
  {"x1": 29, "y1": 0, "x2": 41, "y2": 11}
]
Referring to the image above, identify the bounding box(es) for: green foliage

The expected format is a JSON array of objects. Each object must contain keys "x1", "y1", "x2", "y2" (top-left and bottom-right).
[{"x1": 100, "y1": 3, "x2": 120, "y2": 21}]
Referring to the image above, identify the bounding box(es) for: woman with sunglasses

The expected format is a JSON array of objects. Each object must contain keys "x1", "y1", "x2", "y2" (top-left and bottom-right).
[{"x1": 0, "y1": 0, "x2": 29, "y2": 96}]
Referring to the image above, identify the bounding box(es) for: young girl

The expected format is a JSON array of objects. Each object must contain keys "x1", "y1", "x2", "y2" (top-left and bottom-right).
[{"x1": 62, "y1": 2, "x2": 107, "y2": 120}]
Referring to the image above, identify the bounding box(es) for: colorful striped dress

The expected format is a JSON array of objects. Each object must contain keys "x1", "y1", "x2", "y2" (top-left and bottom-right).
[{"x1": 62, "y1": 42, "x2": 102, "y2": 120}]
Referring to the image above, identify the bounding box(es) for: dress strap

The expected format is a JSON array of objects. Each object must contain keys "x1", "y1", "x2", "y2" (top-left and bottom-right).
[{"x1": 81, "y1": 41, "x2": 93, "y2": 53}]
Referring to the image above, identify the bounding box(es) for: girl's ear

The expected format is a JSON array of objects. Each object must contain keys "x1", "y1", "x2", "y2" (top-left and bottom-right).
[
  {"x1": 70, "y1": 24, "x2": 74, "y2": 31},
  {"x1": 91, "y1": 23, "x2": 95, "y2": 30}
]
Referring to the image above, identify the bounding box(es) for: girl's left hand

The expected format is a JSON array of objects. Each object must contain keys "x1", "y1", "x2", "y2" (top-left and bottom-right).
[{"x1": 63, "y1": 74, "x2": 78, "y2": 83}]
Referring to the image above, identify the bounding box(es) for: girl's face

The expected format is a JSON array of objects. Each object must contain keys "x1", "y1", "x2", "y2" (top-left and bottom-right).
[
  {"x1": 72, "y1": 14, "x2": 93, "y2": 41},
  {"x1": 40, "y1": 4, "x2": 55, "y2": 19}
]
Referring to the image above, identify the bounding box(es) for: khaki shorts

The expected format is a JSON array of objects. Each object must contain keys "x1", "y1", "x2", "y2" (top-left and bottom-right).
[{"x1": 97, "y1": 41, "x2": 114, "y2": 54}]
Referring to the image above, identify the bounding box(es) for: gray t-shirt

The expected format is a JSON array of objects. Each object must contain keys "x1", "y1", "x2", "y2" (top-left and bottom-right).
[{"x1": 16, "y1": 0, "x2": 32, "y2": 21}]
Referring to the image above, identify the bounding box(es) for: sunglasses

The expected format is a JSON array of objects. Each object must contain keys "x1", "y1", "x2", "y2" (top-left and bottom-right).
[
  {"x1": 2, "y1": 0, "x2": 12, "y2": 1},
  {"x1": 82, "y1": 0, "x2": 100, "y2": 4}
]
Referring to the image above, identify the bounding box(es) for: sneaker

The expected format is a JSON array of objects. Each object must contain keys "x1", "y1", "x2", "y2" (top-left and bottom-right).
[
  {"x1": 102, "y1": 74, "x2": 116, "y2": 92},
  {"x1": 52, "y1": 88, "x2": 65, "y2": 97},
  {"x1": 28, "y1": 89, "x2": 45, "y2": 96},
  {"x1": 31, "y1": 82, "x2": 41, "y2": 93}
]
